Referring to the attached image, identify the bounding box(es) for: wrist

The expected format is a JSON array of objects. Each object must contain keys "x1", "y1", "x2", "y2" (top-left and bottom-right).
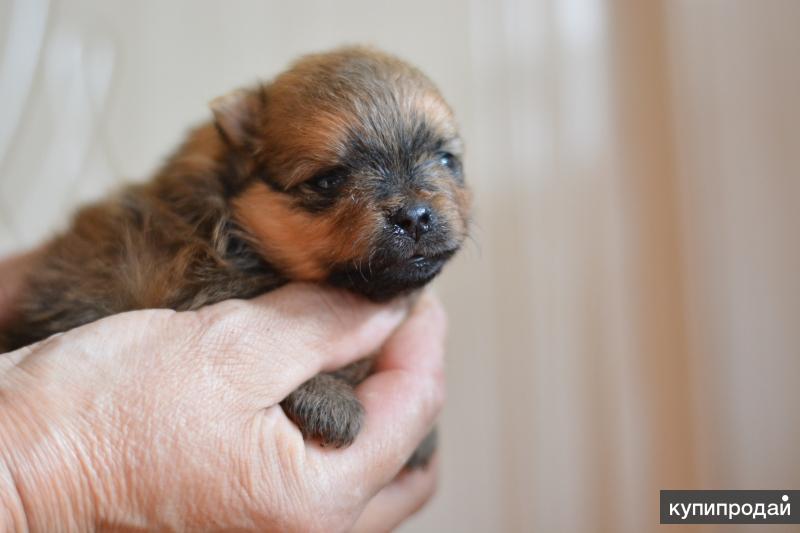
[
  {"x1": 0, "y1": 452, "x2": 27, "y2": 531},
  {"x1": 0, "y1": 383, "x2": 98, "y2": 531}
]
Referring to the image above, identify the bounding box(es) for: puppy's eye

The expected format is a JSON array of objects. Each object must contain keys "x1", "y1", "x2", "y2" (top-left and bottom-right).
[
  {"x1": 438, "y1": 152, "x2": 459, "y2": 171},
  {"x1": 308, "y1": 170, "x2": 347, "y2": 192}
]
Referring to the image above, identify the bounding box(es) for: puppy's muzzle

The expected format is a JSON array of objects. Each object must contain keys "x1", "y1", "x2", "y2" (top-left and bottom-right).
[{"x1": 389, "y1": 203, "x2": 433, "y2": 242}]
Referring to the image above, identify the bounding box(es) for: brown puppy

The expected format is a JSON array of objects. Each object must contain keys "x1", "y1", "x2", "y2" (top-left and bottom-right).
[{"x1": 0, "y1": 47, "x2": 470, "y2": 462}]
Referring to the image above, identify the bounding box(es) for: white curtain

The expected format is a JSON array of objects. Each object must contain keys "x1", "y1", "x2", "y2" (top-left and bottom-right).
[{"x1": 1, "y1": 1, "x2": 798, "y2": 531}]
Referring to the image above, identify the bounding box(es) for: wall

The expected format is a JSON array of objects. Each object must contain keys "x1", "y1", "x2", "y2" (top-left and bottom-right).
[{"x1": 1, "y1": 1, "x2": 798, "y2": 531}]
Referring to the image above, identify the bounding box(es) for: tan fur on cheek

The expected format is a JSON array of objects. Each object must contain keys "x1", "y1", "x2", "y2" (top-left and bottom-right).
[{"x1": 232, "y1": 182, "x2": 379, "y2": 280}]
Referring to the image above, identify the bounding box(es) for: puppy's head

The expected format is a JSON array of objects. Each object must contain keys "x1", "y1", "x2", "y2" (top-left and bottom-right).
[{"x1": 215, "y1": 47, "x2": 470, "y2": 300}]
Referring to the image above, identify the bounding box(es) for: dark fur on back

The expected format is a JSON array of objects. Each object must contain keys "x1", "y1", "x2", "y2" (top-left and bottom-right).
[{"x1": 2, "y1": 125, "x2": 284, "y2": 350}]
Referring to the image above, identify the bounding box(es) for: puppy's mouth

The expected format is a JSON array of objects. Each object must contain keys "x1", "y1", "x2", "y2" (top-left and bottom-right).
[
  {"x1": 408, "y1": 250, "x2": 454, "y2": 274},
  {"x1": 328, "y1": 248, "x2": 458, "y2": 301}
]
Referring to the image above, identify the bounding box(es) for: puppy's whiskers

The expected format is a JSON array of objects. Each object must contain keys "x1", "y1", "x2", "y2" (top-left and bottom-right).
[{"x1": 366, "y1": 248, "x2": 377, "y2": 277}]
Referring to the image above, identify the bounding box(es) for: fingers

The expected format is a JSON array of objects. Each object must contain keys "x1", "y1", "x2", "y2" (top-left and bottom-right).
[
  {"x1": 350, "y1": 454, "x2": 439, "y2": 533},
  {"x1": 189, "y1": 283, "x2": 410, "y2": 401},
  {"x1": 307, "y1": 291, "x2": 447, "y2": 495},
  {"x1": 372, "y1": 291, "x2": 448, "y2": 376}
]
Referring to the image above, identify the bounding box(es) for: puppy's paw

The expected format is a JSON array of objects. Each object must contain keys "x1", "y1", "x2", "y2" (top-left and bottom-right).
[
  {"x1": 281, "y1": 373, "x2": 364, "y2": 448},
  {"x1": 405, "y1": 428, "x2": 438, "y2": 469}
]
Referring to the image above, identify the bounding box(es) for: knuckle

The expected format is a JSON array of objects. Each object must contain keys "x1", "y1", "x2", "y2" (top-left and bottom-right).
[
  {"x1": 193, "y1": 300, "x2": 257, "y2": 346},
  {"x1": 429, "y1": 296, "x2": 448, "y2": 328},
  {"x1": 396, "y1": 370, "x2": 446, "y2": 420},
  {"x1": 172, "y1": 302, "x2": 273, "y2": 371},
  {"x1": 431, "y1": 380, "x2": 447, "y2": 414},
  {"x1": 424, "y1": 370, "x2": 447, "y2": 414},
  {"x1": 194, "y1": 298, "x2": 251, "y2": 333}
]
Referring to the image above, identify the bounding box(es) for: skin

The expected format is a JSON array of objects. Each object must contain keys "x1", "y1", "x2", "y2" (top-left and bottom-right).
[{"x1": 0, "y1": 253, "x2": 446, "y2": 532}]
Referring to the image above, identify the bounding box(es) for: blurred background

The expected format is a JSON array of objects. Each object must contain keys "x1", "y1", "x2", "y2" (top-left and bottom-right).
[{"x1": 1, "y1": 0, "x2": 798, "y2": 531}]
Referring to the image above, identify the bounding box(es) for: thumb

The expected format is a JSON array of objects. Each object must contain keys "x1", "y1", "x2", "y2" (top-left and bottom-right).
[{"x1": 189, "y1": 282, "x2": 410, "y2": 401}]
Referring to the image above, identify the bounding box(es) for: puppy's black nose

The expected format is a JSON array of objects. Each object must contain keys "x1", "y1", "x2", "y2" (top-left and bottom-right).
[{"x1": 390, "y1": 204, "x2": 433, "y2": 241}]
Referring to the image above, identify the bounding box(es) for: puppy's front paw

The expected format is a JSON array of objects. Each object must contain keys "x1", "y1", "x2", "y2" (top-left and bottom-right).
[{"x1": 281, "y1": 373, "x2": 364, "y2": 448}]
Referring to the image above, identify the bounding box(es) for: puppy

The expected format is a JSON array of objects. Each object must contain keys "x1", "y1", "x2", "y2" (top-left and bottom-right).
[{"x1": 0, "y1": 47, "x2": 470, "y2": 463}]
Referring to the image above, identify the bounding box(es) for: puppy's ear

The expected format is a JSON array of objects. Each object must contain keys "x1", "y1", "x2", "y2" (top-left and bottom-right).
[{"x1": 209, "y1": 87, "x2": 263, "y2": 148}]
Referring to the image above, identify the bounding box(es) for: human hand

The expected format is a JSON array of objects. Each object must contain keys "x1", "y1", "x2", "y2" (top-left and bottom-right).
[{"x1": 0, "y1": 254, "x2": 446, "y2": 532}]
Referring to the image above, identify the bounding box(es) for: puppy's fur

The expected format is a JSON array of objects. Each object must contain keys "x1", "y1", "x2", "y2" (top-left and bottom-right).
[{"x1": 0, "y1": 47, "x2": 470, "y2": 462}]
